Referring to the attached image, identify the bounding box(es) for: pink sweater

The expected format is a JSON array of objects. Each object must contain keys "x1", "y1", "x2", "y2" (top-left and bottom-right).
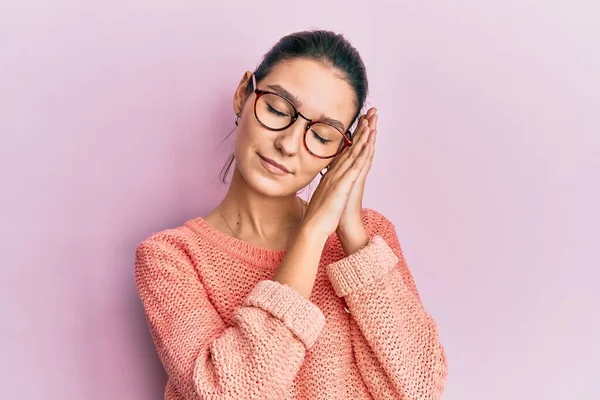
[{"x1": 134, "y1": 208, "x2": 447, "y2": 399}]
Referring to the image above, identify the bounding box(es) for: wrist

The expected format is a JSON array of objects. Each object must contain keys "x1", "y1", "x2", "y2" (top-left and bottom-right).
[
  {"x1": 275, "y1": 223, "x2": 328, "y2": 299},
  {"x1": 295, "y1": 223, "x2": 330, "y2": 248},
  {"x1": 336, "y1": 225, "x2": 370, "y2": 256}
]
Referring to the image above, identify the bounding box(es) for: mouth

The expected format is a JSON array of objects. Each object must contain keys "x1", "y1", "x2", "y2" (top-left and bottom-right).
[{"x1": 257, "y1": 153, "x2": 291, "y2": 175}]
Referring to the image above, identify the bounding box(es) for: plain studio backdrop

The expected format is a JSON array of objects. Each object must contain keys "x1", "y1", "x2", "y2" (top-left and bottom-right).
[{"x1": 1, "y1": 1, "x2": 598, "y2": 399}]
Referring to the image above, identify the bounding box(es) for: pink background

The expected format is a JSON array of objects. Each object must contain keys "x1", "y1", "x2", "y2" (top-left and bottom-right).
[{"x1": 2, "y1": 1, "x2": 599, "y2": 399}]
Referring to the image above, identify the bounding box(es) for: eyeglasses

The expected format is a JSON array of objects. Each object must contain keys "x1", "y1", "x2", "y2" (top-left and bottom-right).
[{"x1": 250, "y1": 74, "x2": 353, "y2": 159}]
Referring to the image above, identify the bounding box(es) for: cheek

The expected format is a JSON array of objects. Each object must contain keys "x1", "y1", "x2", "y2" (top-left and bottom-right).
[
  {"x1": 298, "y1": 155, "x2": 329, "y2": 179},
  {"x1": 233, "y1": 124, "x2": 329, "y2": 178},
  {"x1": 233, "y1": 126, "x2": 260, "y2": 157}
]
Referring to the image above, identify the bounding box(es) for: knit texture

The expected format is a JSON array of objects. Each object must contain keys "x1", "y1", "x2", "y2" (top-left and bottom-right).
[{"x1": 134, "y1": 208, "x2": 447, "y2": 399}]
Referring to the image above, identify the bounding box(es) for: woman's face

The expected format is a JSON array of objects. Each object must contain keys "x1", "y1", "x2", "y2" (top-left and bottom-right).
[{"x1": 232, "y1": 58, "x2": 357, "y2": 197}]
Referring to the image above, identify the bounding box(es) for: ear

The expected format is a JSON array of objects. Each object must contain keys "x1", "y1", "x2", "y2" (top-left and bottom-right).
[{"x1": 233, "y1": 71, "x2": 254, "y2": 117}]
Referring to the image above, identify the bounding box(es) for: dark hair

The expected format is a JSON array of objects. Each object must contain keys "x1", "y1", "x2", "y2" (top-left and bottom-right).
[{"x1": 220, "y1": 29, "x2": 369, "y2": 184}]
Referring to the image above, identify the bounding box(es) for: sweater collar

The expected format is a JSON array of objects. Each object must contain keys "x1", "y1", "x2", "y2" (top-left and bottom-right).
[{"x1": 185, "y1": 216, "x2": 338, "y2": 270}]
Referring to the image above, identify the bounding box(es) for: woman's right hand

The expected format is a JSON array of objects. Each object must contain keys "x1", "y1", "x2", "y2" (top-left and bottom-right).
[{"x1": 298, "y1": 118, "x2": 373, "y2": 240}]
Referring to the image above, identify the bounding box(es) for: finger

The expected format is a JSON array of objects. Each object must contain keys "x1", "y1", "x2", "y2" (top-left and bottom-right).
[
  {"x1": 348, "y1": 116, "x2": 368, "y2": 143},
  {"x1": 372, "y1": 129, "x2": 377, "y2": 150},
  {"x1": 358, "y1": 129, "x2": 376, "y2": 172},
  {"x1": 360, "y1": 146, "x2": 374, "y2": 177},
  {"x1": 355, "y1": 124, "x2": 372, "y2": 148},
  {"x1": 369, "y1": 130, "x2": 377, "y2": 161},
  {"x1": 332, "y1": 147, "x2": 370, "y2": 197},
  {"x1": 330, "y1": 122, "x2": 370, "y2": 170},
  {"x1": 352, "y1": 124, "x2": 370, "y2": 151},
  {"x1": 354, "y1": 114, "x2": 366, "y2": 133},
  {"x1": 332, "y1": 130, "x2": 371, "y2": 178},
  {"x1": 338, "y1": 143, "x2": 371, "y2": 187},
  {"x1": 363, "y1": 109, "x2": 376, "y2": 127},
  {"x1": 353, "y1": 142, "x2": 371, "y2": 173},
  {"x1": 353, "y1": 118, "x2": 368, "y2": 141},
  {"x1": 330, "y1": 111, "x2": 372, "y2": 170},
  {"x1": 343, "y1": 124, "x2": 371, "y2": 164},
  {"x1": 369, "y1": 114, "x2": 378, "y2": 130},
  {"x1": 366, "y1": 126, "x2": 376, "y2": 145},
  {"x1": 360, "y1": 130, "x2": 376, "y2": 175}
]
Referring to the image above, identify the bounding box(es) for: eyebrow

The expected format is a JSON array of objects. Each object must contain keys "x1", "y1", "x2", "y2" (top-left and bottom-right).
[{"x1": 266, "y1": 84, "x2": 347, "y2": 132}]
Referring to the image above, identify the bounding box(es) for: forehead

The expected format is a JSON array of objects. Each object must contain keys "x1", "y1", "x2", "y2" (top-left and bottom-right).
[{"x1": 260, "y1": 59, "x2": 356, "y2": 129}]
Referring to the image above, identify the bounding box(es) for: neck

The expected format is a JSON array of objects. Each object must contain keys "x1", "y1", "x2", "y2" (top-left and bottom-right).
[{"x1": 220, "y1": 167, "x2": 304, "y2": 242}]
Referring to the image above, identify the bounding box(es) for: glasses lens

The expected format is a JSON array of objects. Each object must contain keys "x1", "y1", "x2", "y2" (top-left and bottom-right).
[
  {"x1": 306, "y1": 123, "x2": 345, "y2": 158},
  {"x1": 256, "y1": 93, "x2": 295, "y2": 129},
  {"x1": 256, "y1": 93, "x2": 346, "y2": 158}
]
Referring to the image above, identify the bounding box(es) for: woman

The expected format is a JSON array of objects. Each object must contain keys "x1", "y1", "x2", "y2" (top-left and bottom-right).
[{"x1": 135, "y1": 30, "x2": 447, "y2": 399}]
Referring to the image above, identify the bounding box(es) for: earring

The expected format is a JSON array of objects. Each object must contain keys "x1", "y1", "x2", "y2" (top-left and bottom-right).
[
  {"x1": 235, "y1": 113, "x2": 240, "y2": 126},
  {"x1": 319, "y1": 166, "x2": 330, "y2": 177}
]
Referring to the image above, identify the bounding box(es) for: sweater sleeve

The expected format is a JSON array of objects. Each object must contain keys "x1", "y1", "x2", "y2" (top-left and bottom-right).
[
  {"x1": 325, "y1": 214, "x2": 447, "y2": 400},
  {"x1": 134, "y1": 236, "x2": 326, "y2": 400}
]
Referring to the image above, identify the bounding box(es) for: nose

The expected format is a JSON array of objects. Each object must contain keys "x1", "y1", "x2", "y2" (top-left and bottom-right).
[{"x1": 273, "y1": 117, "x2": 309, "y2": 157}]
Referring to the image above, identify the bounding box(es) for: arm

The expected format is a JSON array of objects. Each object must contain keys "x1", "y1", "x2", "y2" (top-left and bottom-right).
[
  {"x1": 272, "y1": 228, "x2": 329, "y2": 299},
  {"x1": 326, "y1": 214, "x2": 448, "y2": 400},
  {"x1": 135, "y1": 236, "x2": 326, "y2": 400}
]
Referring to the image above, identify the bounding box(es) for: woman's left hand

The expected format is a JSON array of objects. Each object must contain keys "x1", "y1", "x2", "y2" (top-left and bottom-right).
[{"x1": 335, "y1": 107, "x2": 378, "y2": 254}]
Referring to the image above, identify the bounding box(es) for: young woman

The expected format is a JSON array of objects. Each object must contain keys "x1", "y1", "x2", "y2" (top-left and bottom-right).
[{"x1": 135, "y1": 30, "x2": 447, "y2": 400}]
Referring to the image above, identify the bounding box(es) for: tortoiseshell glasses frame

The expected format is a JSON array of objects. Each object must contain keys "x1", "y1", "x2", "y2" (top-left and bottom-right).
[{"x1": 250, "y1": 73, "x2": 353, "y2": 159}]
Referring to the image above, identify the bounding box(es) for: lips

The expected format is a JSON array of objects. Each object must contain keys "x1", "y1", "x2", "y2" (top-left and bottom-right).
[{"x1": 258, "y1": 153, "x2": 291, "y2": 173}]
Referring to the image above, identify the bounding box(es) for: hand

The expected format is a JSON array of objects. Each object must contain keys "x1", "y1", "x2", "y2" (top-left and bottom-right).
[
  {"x1": 298, "y1": 113, "x2": 374, "y2": 241},
  {"x1": 329, "y1": 108, "x2": 377, "y2": 255},
  {"x1": 337, "y1": 108, "x2": 378, "y2": 234}
]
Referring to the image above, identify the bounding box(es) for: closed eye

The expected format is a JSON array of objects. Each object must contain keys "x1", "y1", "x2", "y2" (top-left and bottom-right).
[
  {"x1": 311, "y1": 130, "x2": 330, "y2": 144},
  {"x1": 267, "y1": 104, "x2": 288, "y2": 117}
]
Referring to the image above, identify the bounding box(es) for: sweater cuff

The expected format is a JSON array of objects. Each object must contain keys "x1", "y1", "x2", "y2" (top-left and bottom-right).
[
  {"x1": 326, "y1": 235, "x2": 399, "y2": 297},
  {"x1": 243, "y1": 279, "x2": 326, "y2": 349}
]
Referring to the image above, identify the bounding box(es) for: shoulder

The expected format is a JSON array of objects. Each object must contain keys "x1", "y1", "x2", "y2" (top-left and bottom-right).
[
  {"x1": 137, "y1": 225, "x2": 190, "y2": 251},
  {"x1": 134, "y1": 220, "x2": 209, "y2": 270}
]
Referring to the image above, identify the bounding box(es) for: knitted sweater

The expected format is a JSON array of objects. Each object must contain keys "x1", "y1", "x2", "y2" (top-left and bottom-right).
[{"x1": 134, "y1": 208, "x2": 447, "y2": 400}]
